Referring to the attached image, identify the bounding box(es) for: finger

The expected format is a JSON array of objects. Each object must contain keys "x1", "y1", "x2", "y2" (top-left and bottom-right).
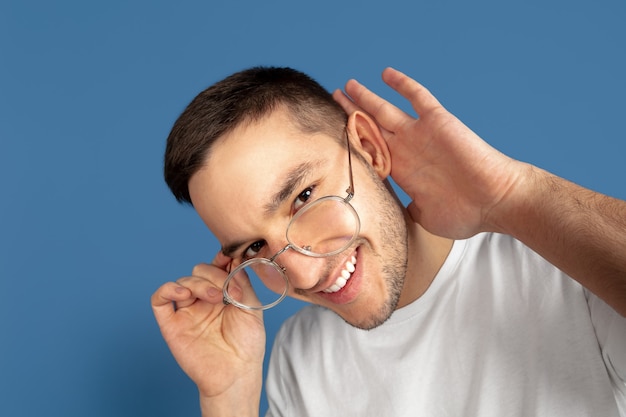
[
  {"x1": 212, "y1": 251, "x2": 232, "y2": 270},
  {"x1": 343, "y1": 78, "x2": 411, "y2": 132},
  {"x1": 381, "y1": 67, "x2": 442, "y2": 116},
  {"x1": 178, "y1": 274, "x2": 225, "y2": 304},
  {"x1": 227, "y1": 266, "x2": 262, "y2": 308},
  {"x1": 192, "y1": 261, "x2": 229, "y2": 281},
  {"x1": 333, "y1": 88, "x2": 396, "y2": 142},
  {"x1": 151, "y1": 282, "x2": 192, "y2": 322},
  {"x1": 332, "y1": 89, "x2": 361, "y2": 115}
]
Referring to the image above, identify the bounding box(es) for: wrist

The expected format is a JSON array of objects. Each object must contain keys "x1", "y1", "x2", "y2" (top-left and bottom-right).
[
  {"x1": 199, "y1": 371, "x2": 262, "y2": 417},
  {"x1": 485, "y1": 162, "x2": 545, "y2": 237}
]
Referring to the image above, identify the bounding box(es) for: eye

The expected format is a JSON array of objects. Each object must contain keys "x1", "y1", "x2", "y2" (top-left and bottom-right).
[
  {"x1": 294, "y1": 186, "x2": 314, "y2": 211},
  {"x1": 244, "y1": 240, "x2": 266, "y2": 259}
]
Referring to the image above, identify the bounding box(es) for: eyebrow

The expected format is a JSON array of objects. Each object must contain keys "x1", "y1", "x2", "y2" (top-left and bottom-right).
[
  {"x1": 221, "y1": 239, "x2": 248, "y2": 259},
  {"x1": 220, "y1": 159, "x2": 324, "y2": 259},
  {"x1": 263, "y1": 160, "x2": 323, "y2": 216}
]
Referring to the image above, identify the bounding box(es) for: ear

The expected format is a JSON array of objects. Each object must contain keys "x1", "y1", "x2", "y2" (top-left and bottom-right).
[{"x1": 346, "y1": 111, "x2": 391, "y2": 179}]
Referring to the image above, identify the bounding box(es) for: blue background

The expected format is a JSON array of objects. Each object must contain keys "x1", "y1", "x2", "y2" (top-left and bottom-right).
[{"x1": 1, "y1": 0, "x2": 625, "y2": 415}]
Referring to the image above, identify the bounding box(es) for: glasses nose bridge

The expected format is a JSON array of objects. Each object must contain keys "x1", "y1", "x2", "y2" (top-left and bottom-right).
[
  {"x1": 268, "y1": 242, "x2": 325, "y2": 292},
  {"x1": 268, "y1": 244, "x2": 294, "y2": 263}
]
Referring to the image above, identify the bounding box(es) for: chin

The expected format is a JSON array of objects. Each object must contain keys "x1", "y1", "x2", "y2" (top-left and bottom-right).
[
  {"x1": 342, "y1": 309, "x2": 394, "y2": 330},
  {"x1": 340, "y1": 294, "x2": 400, "y2": 331}
]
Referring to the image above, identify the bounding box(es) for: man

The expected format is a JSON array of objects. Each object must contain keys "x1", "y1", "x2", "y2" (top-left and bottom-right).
[{"x1": 152, "y1": 66, "x2": 626, "y2": 416}]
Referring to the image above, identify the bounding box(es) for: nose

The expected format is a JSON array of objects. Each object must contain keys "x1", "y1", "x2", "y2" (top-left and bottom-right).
[{"x1": 273, "y1": 246, "x2": 326, "y2": 291}]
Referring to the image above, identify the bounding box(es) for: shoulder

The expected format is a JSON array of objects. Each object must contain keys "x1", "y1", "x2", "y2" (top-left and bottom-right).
[
  {"x1": 461, "y1": 232, "x2": 561, "y2": 277},
  {"x1": 443, "y1": 233, "x2": 587, "y2": 315}
]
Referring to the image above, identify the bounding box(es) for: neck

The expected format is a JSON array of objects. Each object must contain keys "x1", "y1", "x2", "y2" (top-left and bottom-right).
[{"x1": 396, "y1": 211, "x2": 454, "y2": 309}]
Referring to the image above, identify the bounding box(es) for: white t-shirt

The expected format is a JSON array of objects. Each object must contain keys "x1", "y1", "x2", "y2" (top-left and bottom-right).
[{"x1": 266, "y1": 233, "x2": 626, "y2": 416}]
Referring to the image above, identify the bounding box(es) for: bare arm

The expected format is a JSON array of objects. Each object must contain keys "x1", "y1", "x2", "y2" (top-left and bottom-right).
[
  {"x1": 334, "y1": 67, "x2": 626, "y2": 316},
  {"x1": 497, "y1": 166, "x2": 626, "y2": 315}
]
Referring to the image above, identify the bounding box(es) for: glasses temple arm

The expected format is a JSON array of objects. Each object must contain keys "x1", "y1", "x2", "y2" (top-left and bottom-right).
[{"x1": 345, "y1": 130, "x2": 355, "y2": 202}]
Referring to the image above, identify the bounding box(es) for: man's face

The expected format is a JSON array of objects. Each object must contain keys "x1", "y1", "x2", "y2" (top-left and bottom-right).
[{"x1": 189, "y1": 109, "x2": 408, "y2": 329}]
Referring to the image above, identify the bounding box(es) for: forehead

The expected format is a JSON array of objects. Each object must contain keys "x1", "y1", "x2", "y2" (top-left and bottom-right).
[{"x1": 188, "y1": 109, "x2": 342, "y2": 241}]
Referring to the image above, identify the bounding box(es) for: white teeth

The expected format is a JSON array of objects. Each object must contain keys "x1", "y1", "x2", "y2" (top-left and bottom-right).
[{"x1": 323, "y1": 255, "x2": 357, "y2": 294}]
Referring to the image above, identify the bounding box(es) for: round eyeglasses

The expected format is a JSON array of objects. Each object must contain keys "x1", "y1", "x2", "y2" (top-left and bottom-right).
[{"x1": 223, "y1": 132, "x2": 360, "y2": 310}]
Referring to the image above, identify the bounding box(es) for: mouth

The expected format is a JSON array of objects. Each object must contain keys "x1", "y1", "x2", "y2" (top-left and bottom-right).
[{"x1": 321, "y1": 252, "x2": 358, "y2": 294}]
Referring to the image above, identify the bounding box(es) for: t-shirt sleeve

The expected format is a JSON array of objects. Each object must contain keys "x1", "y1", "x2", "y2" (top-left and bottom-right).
[{"x1": 587, "y1": 290, "x2": 626, "y2": 413}]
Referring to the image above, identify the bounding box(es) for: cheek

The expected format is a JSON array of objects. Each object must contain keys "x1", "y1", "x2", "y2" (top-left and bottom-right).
[{"x1": 355, "y1": 176, "x2": 408, "y2": 257}]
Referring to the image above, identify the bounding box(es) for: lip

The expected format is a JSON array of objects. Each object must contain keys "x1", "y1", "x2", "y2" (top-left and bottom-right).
[{"x1": 314, "y1": 247, "x2": 362, "y2": 304}]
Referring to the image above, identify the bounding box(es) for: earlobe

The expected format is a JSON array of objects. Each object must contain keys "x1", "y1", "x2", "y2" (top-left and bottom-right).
[{"x1": 346, "y1": 111, "x2": 392, "y2": 179}]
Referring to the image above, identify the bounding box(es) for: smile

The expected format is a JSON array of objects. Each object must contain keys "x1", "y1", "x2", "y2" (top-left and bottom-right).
[{"x1": 322, "y1": 254, "x2": 357, "y2": 293}]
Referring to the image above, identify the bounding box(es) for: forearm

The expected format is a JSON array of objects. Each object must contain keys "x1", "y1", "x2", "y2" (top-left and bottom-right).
[{"x1": 492, "y1": 164, "x2": 626, "y2": 316}]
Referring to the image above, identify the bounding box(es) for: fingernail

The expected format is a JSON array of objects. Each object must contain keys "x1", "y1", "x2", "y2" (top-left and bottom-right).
[
  {"x1": 175, "y1": 286, "x2": 186, "y2": 294},
  {"x1": 207, "y1": 287, "x2": 220, "y2": 298}
]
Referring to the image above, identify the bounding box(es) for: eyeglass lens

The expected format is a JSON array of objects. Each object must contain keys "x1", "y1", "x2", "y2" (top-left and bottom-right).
[
  {"x1": 287, "y1": 196, "x2": 359, "y2": 256},
  {"x1": 227, "y1": 259, "x2": 288, "y2": 310},
  {"x1": 225, "y1": 197, "x2": 359, "y2": 310}
]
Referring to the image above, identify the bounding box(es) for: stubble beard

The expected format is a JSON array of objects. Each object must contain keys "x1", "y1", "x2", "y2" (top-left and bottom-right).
[{"x1": 345, "y1": 173, "x2": 409, "y2": 331}]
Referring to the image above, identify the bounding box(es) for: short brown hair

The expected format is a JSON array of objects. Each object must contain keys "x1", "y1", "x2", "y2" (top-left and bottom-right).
[{"x1": 164, "y1": 66, "x2": 347, "y2": 204}]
